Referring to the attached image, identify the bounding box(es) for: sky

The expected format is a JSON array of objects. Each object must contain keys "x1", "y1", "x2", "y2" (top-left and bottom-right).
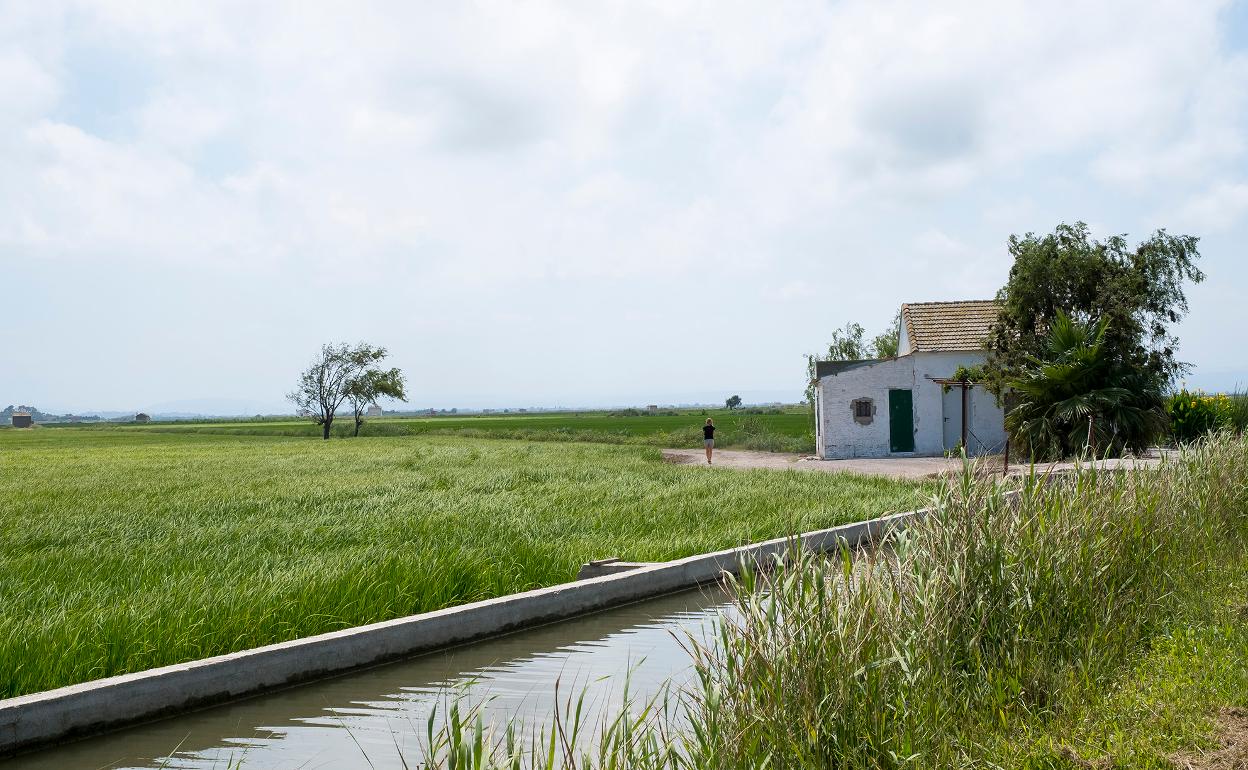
[{"x1": 3, "y1": 1, "x2": 1248, "y2": 414}]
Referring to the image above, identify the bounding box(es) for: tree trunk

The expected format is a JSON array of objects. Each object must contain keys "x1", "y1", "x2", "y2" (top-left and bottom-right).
[
  {"x1": 322, "y1": 419, "x2": 331, "y2": 440},
  {"x1": 354, "y1": 417, "x2": 361, "y2": 437}
]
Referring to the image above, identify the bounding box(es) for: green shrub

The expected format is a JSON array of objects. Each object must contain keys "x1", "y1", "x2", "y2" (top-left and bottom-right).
[{"x1": 1168, "y1": 389, "x2": 1227, "y2": 443}]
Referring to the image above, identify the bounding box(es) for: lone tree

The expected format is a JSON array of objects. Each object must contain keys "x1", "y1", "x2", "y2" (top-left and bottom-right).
[
  {"x1": 345, "y1": 366, "x2": 407, "y2": 436},
  {"x1": 725, "y1": 394, "x2": 742, "y2": 410},
  {"x1": 287, "y1": 343, "x2": 395, "y2": 440}
]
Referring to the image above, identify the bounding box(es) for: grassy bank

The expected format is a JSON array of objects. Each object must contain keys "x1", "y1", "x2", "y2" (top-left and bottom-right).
[
  {"x1": 417, "y1": 435, "x2": 1248, "y2": 768},
  {"x1": 0, "y1": 427, "x2": 919, "y2": 699},
  {"x1": 41, "y1": 407, "x2": 816, "y2": 453}
]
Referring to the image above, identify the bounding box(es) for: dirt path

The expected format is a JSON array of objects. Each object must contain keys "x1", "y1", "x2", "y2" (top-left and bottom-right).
[{"x1": 661, "y1": 448, "x2": 1166, "y2": 480}]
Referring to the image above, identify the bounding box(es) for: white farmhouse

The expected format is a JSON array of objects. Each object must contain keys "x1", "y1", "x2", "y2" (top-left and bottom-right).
[{"x1": 813, "y1": 300, "x2": 1007, "y2": 459}]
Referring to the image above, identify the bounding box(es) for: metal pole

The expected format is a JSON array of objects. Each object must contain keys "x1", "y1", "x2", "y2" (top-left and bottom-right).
[
  {"x1": 961, "y1": 382, "x2": 968, "y2": 453},
  {"x1": 1087, "y1": 414, "x2": 1095, "y2": 456}
]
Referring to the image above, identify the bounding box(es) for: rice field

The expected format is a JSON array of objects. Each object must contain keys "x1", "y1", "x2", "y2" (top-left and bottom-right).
[
  {"x1": 44, "y1": 407, "x2": 816, "y2": 452},
  {"x1": 0, "y1": 427, "x2": 924, "y2": 699}
]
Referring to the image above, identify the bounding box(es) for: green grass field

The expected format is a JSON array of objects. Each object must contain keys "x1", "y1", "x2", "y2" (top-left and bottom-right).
[
  {"x1": 0, "y1": 426, "x2": 923, "y2": 699},
  {"x1": 49, "y1": 406, "x2": 816, "y2": 452}
]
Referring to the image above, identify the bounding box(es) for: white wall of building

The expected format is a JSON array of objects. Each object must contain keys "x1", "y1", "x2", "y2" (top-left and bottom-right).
[
  {"x1": 815, "y1": 350, "x2": 1004, "y2": 459},
  {"x1": 939, "y1": 382, "x2": 1007, "y2": 455}
]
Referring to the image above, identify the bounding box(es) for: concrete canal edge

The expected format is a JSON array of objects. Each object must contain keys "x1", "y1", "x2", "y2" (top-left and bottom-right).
[{"x1": 0, "y1": 507, "x2": 923, "y2": 757}]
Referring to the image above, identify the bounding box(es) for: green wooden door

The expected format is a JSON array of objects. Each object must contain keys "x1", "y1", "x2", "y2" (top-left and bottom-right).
[{"x1": 889, "y1": 389, "x2": 915, "y2": 453}]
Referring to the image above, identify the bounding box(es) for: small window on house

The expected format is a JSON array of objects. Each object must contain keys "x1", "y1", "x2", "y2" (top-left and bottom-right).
[{"x1": 851, "y1": 397, "x2": 874, "y2": 425}]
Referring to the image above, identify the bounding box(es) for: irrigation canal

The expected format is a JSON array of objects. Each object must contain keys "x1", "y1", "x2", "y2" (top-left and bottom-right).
[{"x1": 5, "y1": 585, "x2": 735, "y2": 769}]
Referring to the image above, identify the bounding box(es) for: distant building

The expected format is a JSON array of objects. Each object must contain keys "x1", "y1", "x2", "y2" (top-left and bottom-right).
[
  {"x1": 518, "y1": 408, "x2": 528, "y2": 413},
  {"x1": 366, "y1": 404, "x2": 383, "y2": 418},
  {"x1": 647, "y1": 404, "x2": 658, "y2": 413},
  {"x1": 11, "y1": 412, "x2": 32, "y2": 428},
  {"x1": 135, "y1": 413, "x2": 151, "y2": 423}
]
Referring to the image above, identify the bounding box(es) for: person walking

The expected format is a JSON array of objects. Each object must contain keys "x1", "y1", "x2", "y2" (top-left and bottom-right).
[{"x1": 703, "y1": 418, "x2": 715, "y2": 464}]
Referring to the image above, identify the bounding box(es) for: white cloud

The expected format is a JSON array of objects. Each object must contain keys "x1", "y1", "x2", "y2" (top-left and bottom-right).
[
  {"x1": 765, "y1": 281, "x2": 818, "y2": 301},
  {"x1": 1178, "y1": 181, "x2": 1248, "y2": 230},
  {"x1": 1, "y1": 0, "x2": 1246, "y2": 407},
  {"x1": 913, "y1": 228, "x2": 970, "y2": 258},
  {"x1": 0, "y1": 49, "x2": 59, "y2": 123}
]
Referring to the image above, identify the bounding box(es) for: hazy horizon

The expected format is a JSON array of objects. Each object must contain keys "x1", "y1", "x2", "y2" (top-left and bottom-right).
[
  {"x1": 5, "y1": 2, "x2": 1248, "y2": 412},
  {"x1": 16, "y1": 388, "x2": 807, "y2": 418}
]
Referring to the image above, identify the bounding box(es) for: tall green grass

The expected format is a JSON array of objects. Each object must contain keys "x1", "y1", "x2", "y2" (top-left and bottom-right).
[
  {"x1": 0, "y1": 428, "x2": 919, "y2": 699},
  {"x1": 412, "y1": 433, "x2": 1248, "y2": 768},
  {"x1": 57, "y1": 408, "x2": 817, "y2": 453}
]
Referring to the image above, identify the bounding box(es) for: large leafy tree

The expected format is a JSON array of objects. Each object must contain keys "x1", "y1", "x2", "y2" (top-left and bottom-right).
[
  {"x1": 1006, "y1": 312, "x2": 1167, "y2": 459},
  {"x1": 986, "y1": 222, "x2": 1203, "y2": 393}
]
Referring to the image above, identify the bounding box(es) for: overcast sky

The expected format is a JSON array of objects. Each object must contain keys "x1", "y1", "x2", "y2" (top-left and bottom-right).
[{"x1": 3, "y1": 1, "x2": 1247, "y2": 413}]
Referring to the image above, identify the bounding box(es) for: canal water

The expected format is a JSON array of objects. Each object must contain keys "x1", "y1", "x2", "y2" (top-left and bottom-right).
[{"x1": 5, "y1": 585, "x2": 735, "y2": 770}]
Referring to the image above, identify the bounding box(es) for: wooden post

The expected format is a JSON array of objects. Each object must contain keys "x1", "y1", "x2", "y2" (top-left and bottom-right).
[{"x1": 1087, "y1": 415, "x2": 1095, "y2": 457}]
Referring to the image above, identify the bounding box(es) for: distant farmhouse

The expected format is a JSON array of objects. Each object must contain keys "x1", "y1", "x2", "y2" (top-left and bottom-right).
[
  {"x1": 813, "y1": 300, "x2": 1006, "y2": 459},
  {"x1": 135, "y1": 413, "x2": 151, "y2": 423},
  {"x1": 366, "y1": 404, "x2": 383, "y2": 418},
  {"x1": 11, "y1": 411, "x2": 32, "y2": 428}
]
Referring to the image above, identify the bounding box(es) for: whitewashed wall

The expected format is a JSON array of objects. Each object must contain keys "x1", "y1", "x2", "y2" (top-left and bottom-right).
[{"x1": 967, "y1": 383, "x2": 1008, "y2": 454}]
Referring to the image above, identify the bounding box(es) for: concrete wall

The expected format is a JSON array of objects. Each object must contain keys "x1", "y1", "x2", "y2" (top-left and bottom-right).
[
  {"x1": 815, "y1": 350, "x2": 1004, "y2": 459},
  {"x1": 0, "y1": 509, "x2": 922, "y2": 758}
]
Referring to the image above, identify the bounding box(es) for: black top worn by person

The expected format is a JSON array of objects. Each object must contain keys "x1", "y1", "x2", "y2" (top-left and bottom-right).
[{"x1": 703, "y1": 424, "x2": 715, "y2": 440}]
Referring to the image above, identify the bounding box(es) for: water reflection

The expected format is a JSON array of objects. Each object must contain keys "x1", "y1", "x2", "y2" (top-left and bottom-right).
[{"x1": 6, "y1": 586, "x2": 733, "y2": 770}]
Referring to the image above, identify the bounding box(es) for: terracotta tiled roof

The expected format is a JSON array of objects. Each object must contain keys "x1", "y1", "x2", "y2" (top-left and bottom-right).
[{"x1": 902, "y1": 300, "x2": 1000, "y2": 353}]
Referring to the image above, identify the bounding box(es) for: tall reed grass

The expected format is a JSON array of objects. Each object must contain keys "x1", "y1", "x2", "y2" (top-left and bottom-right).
[{"x1": 414, "y1": 433, "x2": 1248, "y2": 768}]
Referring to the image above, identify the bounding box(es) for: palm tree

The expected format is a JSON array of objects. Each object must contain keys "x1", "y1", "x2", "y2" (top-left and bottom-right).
[{"x1": 1005, "y1": 312, "x2": 1167, "y2": 460}]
